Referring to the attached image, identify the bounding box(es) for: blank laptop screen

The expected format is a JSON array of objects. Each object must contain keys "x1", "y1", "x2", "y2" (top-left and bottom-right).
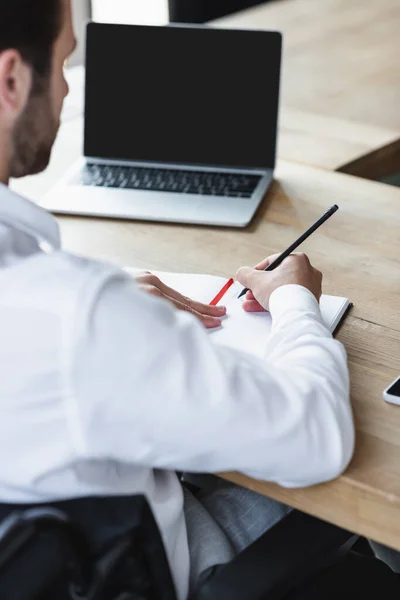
[{"x1": 84, "y1": 24, "x2": 282, "y2": 170}]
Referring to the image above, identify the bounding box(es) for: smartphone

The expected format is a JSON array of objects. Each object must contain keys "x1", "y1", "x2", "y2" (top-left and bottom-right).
[{"x1": 383, "y1": 376, "x2": 400, "y2": 406}]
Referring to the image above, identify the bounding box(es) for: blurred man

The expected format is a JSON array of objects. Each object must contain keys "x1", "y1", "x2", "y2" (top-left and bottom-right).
[{"x1": 0, "y1": 1, "x2": 355, "y2": 597}]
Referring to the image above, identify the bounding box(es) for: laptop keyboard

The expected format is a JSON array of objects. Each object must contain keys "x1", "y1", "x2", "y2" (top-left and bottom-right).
[{"x1": 82, "y1": 164, "x2": 261, "y2": 198}]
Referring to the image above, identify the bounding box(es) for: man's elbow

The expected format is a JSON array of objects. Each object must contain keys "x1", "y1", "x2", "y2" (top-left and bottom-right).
[
  {"x1": 289, "y1": 392, "x2": 355, "y2": 488},
  {"x1": 328, "y1": 421, "x2": 355, "y2": 480},
  {"x1": 313, "y1": 401, "x2": 355, "y2": 485},
  {"x1": 282, "y1": 425, "x2": 354, "y2": 489}
]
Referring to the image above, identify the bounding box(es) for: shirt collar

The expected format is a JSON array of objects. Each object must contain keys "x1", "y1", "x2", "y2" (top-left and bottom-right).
[{"x1": 0, "y1": 183, "x2": 60, "y2": 250}]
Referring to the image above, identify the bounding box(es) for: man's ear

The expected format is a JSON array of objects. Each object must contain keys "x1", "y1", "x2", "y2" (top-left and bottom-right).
[{"x1": 0, "y1": 50, "x2": 32, "y2": 119}]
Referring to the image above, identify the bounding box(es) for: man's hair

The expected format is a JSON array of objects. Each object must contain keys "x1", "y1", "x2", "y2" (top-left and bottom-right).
[{"x1": 0, "y1": 0, "x2": 62, "y2": 77}]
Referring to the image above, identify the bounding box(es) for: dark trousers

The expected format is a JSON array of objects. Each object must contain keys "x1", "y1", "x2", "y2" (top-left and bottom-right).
[{"x1": 286, "y1": 551, "x2": 400, "y2": 600}]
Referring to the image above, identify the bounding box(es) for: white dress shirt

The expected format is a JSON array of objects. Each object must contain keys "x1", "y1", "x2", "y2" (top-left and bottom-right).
[{"x1": 0, "y1": 183, "x2": 354, "y2": 600}]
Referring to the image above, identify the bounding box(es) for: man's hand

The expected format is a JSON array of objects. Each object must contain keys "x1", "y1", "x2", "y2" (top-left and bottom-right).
[
  {"x1": 135, "y1": 272, "x2": 226, "y2": 328},
  {"x1": 236, "y1": 253, "x2": 323, "y2": 312}
]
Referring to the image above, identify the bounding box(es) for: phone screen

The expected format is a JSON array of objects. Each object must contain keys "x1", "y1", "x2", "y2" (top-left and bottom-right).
[{"x1": 387, "y1": 378, "x2": 400, "y2": 397}]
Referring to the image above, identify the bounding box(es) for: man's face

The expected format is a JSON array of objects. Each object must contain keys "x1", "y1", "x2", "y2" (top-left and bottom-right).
[{"x1": 11, "y1": 0, "x2": 76, "y2": 178}]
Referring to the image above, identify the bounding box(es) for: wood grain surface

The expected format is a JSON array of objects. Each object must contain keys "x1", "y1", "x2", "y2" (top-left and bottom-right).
[{"x1": 214, "y1": 0, "x2": 400, "y2": 176}]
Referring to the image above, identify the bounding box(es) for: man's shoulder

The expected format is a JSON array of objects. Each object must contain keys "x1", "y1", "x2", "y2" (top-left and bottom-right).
[
  {"x1": 42, "y1": 250, "x2": 124, "y2": 285},
  {"x1": 4, "y1": 250, "x2": 131, "y2": 314}
]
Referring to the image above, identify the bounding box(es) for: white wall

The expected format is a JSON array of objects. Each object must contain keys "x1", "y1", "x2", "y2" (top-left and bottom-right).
[
  {"x1": 92, "y1": 0, "x2": 168, "y2": 25},
  {"x1": 69, "y1": 0, "x2": 169, "y2": 66}
]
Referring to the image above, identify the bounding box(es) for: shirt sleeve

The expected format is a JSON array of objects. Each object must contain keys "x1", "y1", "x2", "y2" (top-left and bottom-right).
[{"x1": 70, "y1": 273, "x2": 354, "y2": 488}]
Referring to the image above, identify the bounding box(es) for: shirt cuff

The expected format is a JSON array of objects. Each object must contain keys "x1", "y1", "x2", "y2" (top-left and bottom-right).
[{"x1": 269, "y1": 284, "x2": 322, "y2": 322}]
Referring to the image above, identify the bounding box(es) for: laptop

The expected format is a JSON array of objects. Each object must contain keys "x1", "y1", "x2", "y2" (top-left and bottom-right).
[{"x1": 42, "y1": 23, "x2": 282, "y2": 228}]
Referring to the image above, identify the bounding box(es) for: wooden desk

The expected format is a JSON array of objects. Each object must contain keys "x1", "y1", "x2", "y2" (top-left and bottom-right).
[
  {"x1": 14, "y1": 154, "x2": 400, "y2": 549},
  {"x1": 214, "y1": 0, "x2": 400, "y2": 177}
]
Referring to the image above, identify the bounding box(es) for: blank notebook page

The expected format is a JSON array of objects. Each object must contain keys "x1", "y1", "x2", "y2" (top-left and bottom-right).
[{"x1": 125, "y1": 269, "x2": 350, "y2": 359}]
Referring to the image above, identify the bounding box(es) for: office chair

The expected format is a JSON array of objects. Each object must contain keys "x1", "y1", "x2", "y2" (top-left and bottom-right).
[
  {"x1": 169, "y1": 0, "x2": 268, "y2": 24},
  {"x1": 0, "y1": 495, "x2": 399, "y2": 600}
]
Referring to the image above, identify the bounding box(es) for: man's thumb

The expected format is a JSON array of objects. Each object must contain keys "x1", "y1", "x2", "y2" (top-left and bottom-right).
[{"x1": 236, "y1": 266, "x2": 258, "y2": 289}]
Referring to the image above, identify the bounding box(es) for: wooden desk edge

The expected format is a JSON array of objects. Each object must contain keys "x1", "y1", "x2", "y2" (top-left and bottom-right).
[
  {"x1": 339, "y1": 138, "x2": 400, "y2": 180},
  {"x1": 220, "y1": 470, "x2": 400, "y2": 552}
]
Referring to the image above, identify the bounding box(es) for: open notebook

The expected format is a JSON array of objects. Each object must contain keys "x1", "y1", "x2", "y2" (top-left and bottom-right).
[{"x1": 125, "y1": 269, "x2": 352, "y2": 359}]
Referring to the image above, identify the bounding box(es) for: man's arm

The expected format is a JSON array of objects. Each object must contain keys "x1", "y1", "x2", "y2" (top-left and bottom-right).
[{"x1": 69, "y1": 263, "x2": 354, "y2": 488}]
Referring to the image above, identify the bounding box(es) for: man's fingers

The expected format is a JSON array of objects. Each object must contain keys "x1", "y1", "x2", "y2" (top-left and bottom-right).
[
  {"x1": 253, "y1": 253, "x2": 281, "y2": 271},
  {"x1": 171, "y1": 298, "x2": 222, "y2": 328},
  {"x1": 137, "y1": 273, "x2": 226, "y2": 317},
  {"x1": 290, "y1": 252, "x2": 312, "y2": 269},
  {"x1": 253, "y1": 252, "x2": 310, "y2": 272},
  {"x1": 235, "y1": 266, "x2": 258, "y2": 288},
  {"x1": 186, "y1": 298, "x2": 226, "y2": 317},
  {"x1": 242, "y1": 299, "x2": 266, "y2": 313}
]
